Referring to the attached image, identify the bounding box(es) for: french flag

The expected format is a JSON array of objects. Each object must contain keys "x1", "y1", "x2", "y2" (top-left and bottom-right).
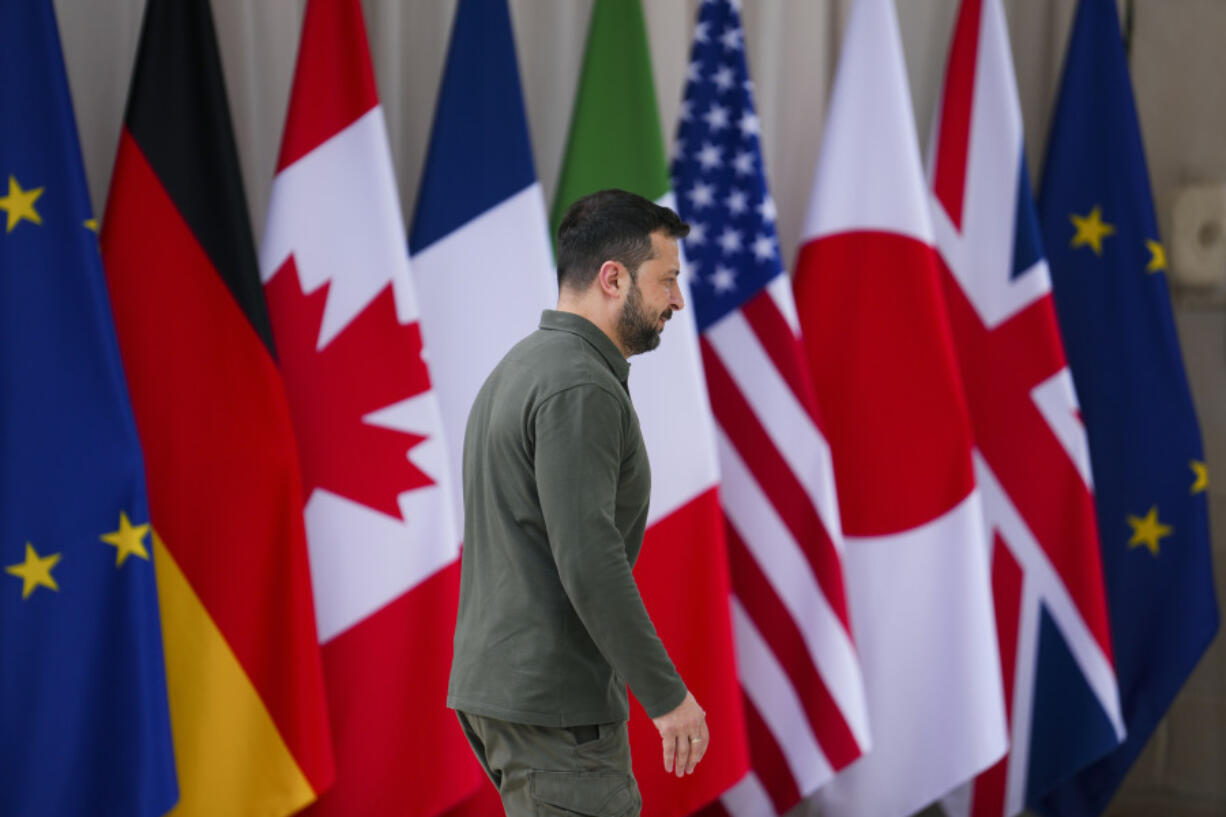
[
  {"x1": 409, "y1": 0, "x2": 556, "y2": 525},
  {"x1": 408, "y1": 3, "x2": 555, "y2": 810}
]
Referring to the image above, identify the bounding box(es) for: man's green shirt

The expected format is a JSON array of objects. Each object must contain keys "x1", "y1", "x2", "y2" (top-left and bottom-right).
[{"x1": 448, "y1": 310, "x2": 687, "y2": 727}]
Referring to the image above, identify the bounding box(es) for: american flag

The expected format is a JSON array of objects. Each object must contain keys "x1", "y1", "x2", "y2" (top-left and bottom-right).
[{"x1": 670, "y1": 2, "x2": 871, "y2": 814}]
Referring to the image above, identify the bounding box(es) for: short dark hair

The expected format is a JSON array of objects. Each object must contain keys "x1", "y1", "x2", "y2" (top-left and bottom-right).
[{"x1": 555, "y1": 189, "x2": 689, "y2": 291}]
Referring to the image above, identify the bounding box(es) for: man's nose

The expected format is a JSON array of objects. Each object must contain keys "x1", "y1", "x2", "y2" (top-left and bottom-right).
[{"x1": 670, "y1": 284, "x2": 685, "y2": 312}]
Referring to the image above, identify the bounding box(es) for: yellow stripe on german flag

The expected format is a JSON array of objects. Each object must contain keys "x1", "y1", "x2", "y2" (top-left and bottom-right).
[{"x1": 154, "y1": 533, "x2": 316, "y2": 816}]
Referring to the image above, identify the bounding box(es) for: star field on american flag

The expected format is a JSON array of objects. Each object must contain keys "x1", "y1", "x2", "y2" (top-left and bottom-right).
[
  {"x1": 671, "y1": 6, "x2": 872, "y2": 813},
  {"x1": 673, "y1": 0, "x2": 781, "y2": 333}
]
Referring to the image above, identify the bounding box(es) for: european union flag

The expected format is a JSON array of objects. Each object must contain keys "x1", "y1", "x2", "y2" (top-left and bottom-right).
[
  {"x1": 0, "y1": 2, "x2": 178, "y2": 814},
  {"x1": 1037, "y1": 1, "x2": 1219, "y2": 814}
]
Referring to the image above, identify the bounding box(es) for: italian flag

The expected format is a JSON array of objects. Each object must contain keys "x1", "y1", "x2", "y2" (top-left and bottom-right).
[{"x1": 550, "y1": 2, "x2": 749, "y2": 815}]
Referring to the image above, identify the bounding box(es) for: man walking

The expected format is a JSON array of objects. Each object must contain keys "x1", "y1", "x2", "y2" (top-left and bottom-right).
[{"x1": 449, "y1": 189, "x2": 709, "y2": 816}]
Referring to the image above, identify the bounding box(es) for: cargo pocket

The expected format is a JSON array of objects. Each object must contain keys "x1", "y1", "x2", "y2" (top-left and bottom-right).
[{"x1": 528, "y1": 770, "x2": 640, "y2": 816}]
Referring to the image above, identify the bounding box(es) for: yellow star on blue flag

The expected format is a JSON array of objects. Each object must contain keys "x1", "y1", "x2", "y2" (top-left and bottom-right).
[
  {"x1": 1145, "y1": 239, "x2": 1166, "y2": 273},
  {"x1": 5, "y1": 542, "x2": 60, "y2": 599},
  {"x1": 1069, "y1": 205, "x2": 1114, "y2": 255},
  {"x1": 0, "y1": 174, "x2": 43, "y2": 232},
  {"x1": 1126, "y1": 506, "x2": 1172, "y2": 556},
  {"x1": 101, "y1": 511, "x2": 151, "y2": 566},
  {"x1": 1190, "y1": 460, "x2": 1208, "y2": 494}
]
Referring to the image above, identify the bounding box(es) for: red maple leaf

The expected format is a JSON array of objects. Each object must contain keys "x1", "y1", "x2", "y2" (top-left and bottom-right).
[{"x1": 266, "y1": 257, "x2": 434, "y2": 519}]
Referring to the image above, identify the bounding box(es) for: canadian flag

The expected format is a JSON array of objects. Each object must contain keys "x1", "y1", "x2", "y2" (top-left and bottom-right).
[
  {"x1": 258, "y1": 1, "x2": 482, "y2": 815},
  {"x1": 792, "y1": 0, "x2": 1008, "y2": 815}
]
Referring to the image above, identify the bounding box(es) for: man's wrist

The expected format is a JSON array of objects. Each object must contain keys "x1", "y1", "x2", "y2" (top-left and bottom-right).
[{"x1": 642, "y1": 680, "x2": 688, "y2": 719}]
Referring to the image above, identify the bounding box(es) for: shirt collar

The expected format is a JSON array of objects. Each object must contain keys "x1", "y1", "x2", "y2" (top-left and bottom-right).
[{"x1": 539, "y1": 310, "x2": 630, "y2": 383}]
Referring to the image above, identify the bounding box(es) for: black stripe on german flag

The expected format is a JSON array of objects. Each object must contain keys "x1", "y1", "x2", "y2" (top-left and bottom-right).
[{"x1": 123, "y1": 0, "x2": 275, "y2": 357}]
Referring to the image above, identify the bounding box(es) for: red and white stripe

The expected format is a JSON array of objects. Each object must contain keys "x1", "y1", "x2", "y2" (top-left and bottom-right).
[
  {"x1": 697, "y1": 272, "x2": 870, "y2": 817},
  {"x1": 617, "y1": 195, "x2": 750, "y2": 817}
]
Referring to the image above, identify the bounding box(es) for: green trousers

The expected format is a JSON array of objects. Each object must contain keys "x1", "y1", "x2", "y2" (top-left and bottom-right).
[{"x1": 457, "y1": 711, "x2": 642, "y2": 816}]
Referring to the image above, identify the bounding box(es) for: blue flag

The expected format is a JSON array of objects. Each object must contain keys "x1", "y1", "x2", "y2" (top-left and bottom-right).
[
  {"x1": 0, "y1": 2, "x2": 178, "y2": 814},
  {"x1": 408, "y1": 0, "x2": 539, "y2": 254},
  {"x1": 408, "y1": 0, "x2": 557, "y2": 538},
  {"x1": 1037, "y1": 1, "x2": 1219, "y2": 814}
]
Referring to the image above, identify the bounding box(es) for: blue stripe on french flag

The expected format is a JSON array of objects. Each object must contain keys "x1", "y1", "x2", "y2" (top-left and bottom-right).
[
  {"x1": 408, "y1": 0, "x2": 555, "y2": 533},
  {"x1": 409, "y1": 0, "x2": 539, "y2": 254}
]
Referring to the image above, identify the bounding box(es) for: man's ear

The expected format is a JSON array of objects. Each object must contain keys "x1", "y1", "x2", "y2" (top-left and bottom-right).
[{"x1": 596, "y1": 260, "x2": 625, "y2": 298}]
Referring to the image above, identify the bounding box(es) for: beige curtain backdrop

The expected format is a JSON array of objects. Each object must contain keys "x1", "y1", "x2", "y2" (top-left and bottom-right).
[
  {"x1": 50, "y1": 1, "x2": 1225, "y2": 815},
  {"x1": 53, "y1": 0, "x2": 1084, "y2": 272}
]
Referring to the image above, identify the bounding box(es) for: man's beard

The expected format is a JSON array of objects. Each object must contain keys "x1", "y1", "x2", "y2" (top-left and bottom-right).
[{"x1": 617, "y1": 278, "x2": 671, "y2": 356}]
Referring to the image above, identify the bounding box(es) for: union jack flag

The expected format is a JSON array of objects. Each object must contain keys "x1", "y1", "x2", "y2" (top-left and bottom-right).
[
  {"x1": 928, "y1": 1, "x2": 1124, "y2": 814},
  {"x1": 671, "y1": 2, "x2": 870, "y2": 814}
]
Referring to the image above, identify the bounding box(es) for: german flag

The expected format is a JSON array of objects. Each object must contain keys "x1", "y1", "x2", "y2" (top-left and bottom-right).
[{"x1": 99, "y1": 1, "x2": 335, "y2": 815}]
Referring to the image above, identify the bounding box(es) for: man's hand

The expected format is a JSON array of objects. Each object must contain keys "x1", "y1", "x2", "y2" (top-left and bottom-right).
[{"x1": 651, "y1": 690, "x2": 709, "y2": 777}]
